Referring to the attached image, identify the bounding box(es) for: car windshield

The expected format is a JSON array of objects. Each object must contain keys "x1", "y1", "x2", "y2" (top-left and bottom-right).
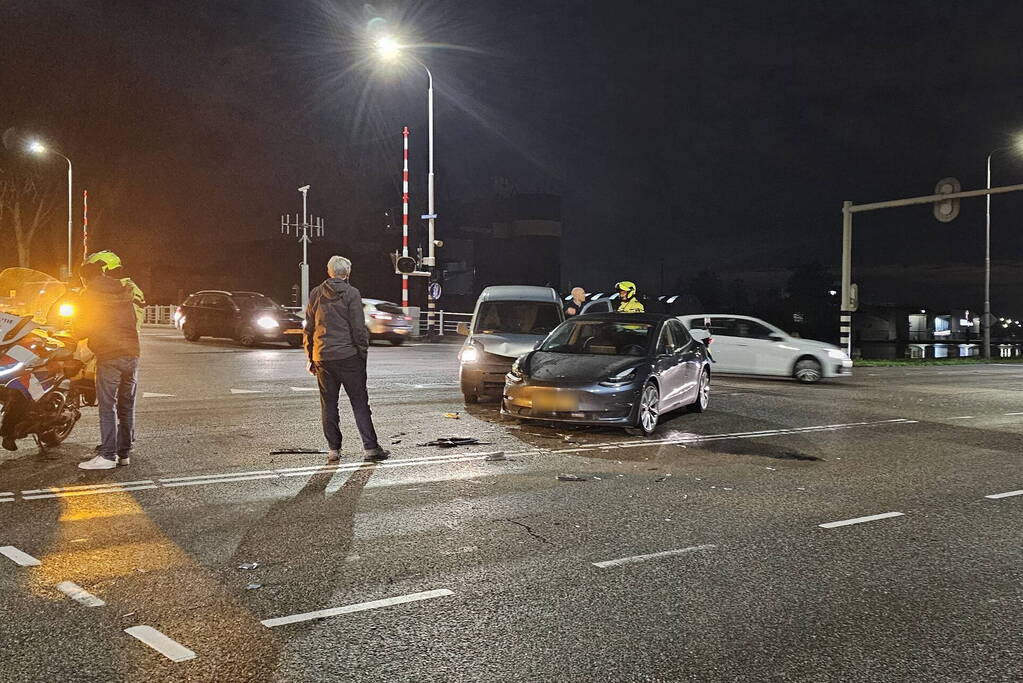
[
  {"x1": 474, "y1": 302, "x2": 561, "y2": 336},
  {"x1": 233, "y1": 294, "x2": 282, "y2": 312},
  {"x1": 539, "y1": 319, "x2": 654, "y2": 356}
]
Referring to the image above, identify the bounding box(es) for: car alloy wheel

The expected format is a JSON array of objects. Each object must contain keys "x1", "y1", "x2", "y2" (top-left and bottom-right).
[
  {"x1": 637, "y1": 382, "x2": 660, "y2": 436},
  {"x1": 794, "y1": 358, "x2": 822, "y2": 383},
  {"x1": 690, "y1": 369, "x2": 710, "y2": 413},
  {"x1": 182, "y1": 321, "x2": 200, "y2": 342},
  {"x1": 239, "y1": 327, "x2": 257, "y2": 347}
]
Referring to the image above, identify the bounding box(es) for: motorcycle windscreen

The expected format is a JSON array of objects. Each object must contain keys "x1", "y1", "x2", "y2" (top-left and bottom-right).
[{"x1": 0, "y1": 268, "x2": 67, "y2": 328}]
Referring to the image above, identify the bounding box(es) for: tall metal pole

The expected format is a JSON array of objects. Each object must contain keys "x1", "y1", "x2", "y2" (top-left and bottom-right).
[
  {"x1": 82, "y1": 190, "x2": 88, "y2": 262},
  {"x1": 402, "y1": 126, "x2": 410, "y2": 309},
  {"x1": 840, "y1": 201, "x2": 853, "y2": 357},
  {"x1": 424, "y1": 64, "x2": 437, "y2": 335},
  {"x1": 984, "y1": 153, "x2": 993, "y2": 359},
  {"x1": 66, "y1": 157, "x2": 72, "y2": 278},
  {"x1": 299, "y1": 185, "x2": 310, "y2": 312}
]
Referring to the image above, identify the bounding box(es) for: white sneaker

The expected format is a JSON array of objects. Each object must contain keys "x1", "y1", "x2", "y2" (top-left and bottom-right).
[{"x1": 78, "y1": 455, "x2": 117, "y2": 470}]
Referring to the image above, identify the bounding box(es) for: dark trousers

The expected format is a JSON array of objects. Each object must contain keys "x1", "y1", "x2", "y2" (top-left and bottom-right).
[
  {"x1": 315, "y1": 355, "x2": 379, "y2": 452},
  {"x1": 96, "y1": 356, "x2": 139, "y2": 460},
  {"x1": 1, "y1": 389, "x2": 29, "y2": 438}
]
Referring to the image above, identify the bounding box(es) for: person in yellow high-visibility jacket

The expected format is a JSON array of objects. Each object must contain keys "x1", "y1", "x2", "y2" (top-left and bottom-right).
[
  {"x1": 86, "y1": 251, "x2": 146, "y2": 330},
  {"x1": 616, "y1": 281, "x2": 645, "y2": 313}
]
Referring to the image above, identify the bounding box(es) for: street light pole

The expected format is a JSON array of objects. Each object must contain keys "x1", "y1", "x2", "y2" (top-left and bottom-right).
[
  {"x1": 26, "y1": 141, "x2": 73, "y2": 278},
  {"x1": 985, "y1": 152, "x2": 993, "y2": 360},
  {"x1": 299, "y1": 185, "x2": 310, "y2": 312}
]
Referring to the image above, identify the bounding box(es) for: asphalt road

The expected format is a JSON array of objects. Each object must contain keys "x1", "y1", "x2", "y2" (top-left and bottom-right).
[{"x1": 1, "y1": 331, "x2": 1021, "y2": 682}]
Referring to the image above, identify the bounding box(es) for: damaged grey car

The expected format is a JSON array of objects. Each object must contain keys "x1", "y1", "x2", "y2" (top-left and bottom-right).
[{"x1": 501, "y1": 313, "x2": 712, "y2": 436}]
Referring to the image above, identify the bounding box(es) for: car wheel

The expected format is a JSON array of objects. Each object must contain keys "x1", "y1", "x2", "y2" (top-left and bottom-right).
[
  {"x1": 389, "y1": 337, "x2": 405, "y2": 346},
  {"x1": 464, "y1": 393, "x2": 479, "y2": 404},
  {"x1": 794, "y1": 358, "x2": 823, "y2": 383},
  {"x1": 287, "y1": 337, "x2": 303, "y2": 348},
  {"x1": 238, "y1": 327, "x2": 258, "y2": 347},
  {"x1": 633, "y1": 382, "x2": 660, "y2": 436},
  {"x1": 689, "y1": 368, "x2": 710, "y2": 413},
  {"x1": 183, "y1": 321, "x2": 200, "y2": 342}
]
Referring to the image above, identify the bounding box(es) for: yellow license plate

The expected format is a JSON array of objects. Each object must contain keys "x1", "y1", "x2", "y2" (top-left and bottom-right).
[
  {"x1": 532, "y1": 390, "x2": 578, "y2": 412},
  {"x1": 284, "y1": 329, "x2": 303, "y2": 334}
]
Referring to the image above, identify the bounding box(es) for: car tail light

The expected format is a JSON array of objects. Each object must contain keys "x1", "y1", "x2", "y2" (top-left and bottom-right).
[{"x1": 369, "y1": 312, "x2": 393, "y2": 320}]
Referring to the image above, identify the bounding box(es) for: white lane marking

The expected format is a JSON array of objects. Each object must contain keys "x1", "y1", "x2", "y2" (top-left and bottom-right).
[
  {"x1": 56, "y1": 581, "x2": 106, "y2": 607},
  {"x1": 124, "y1": 625, "x2": 196, "y2": 662},
  {"x1": 230, "y1": 389, "x2": 263, "y2": 394},
  {"x1": 0, "y1": 546, "x2": 41, "y2": 566},
  {"x1": 163, "y1": 473, "x2": 280, "y2": 488},
  {"x1": 23, "y1": 479, "x2": 155, "y2": 494},
  {"x1": 985, "y1": 489, "x2": 1023, "y2": 500},
  {"x1": 818, "y1": 512, "x2": 905, "y2": 529},
  {"x1": 22, "y1": 484, "x2": 159, "y2": 501},
  {"x1": 142, "y1": 392, "x2": 175, "y2": 398},
  {"x1": 161, "y1": 470, "x2": 277, "y2": 483},
  {"x1": 1004, "y1": 412, "x2": 1023, "y2": 416},
  {"x1": 592, "y1": 544, "x2": 716, "y2": 569},
  {"x1": 261, "y1": 589, "x2": 454, "y2": 628},
  {"x1": 289, "y1": 386, "x2": 318, "y2": 392},
  {"x1": 947, "y1": 416, "x2": 976, "y2": 420}
]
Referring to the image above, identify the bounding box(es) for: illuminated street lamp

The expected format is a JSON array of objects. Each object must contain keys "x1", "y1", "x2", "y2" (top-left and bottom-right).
[
  {"x1": 984, "y1": 135, "x2": 1023, "y2": 359},
  {"x1": 27, "y1": 140, "x2": 73, "y2": 279},
  {"x1": 375, "y1": 36, "x2": 437, "y2": 269}
]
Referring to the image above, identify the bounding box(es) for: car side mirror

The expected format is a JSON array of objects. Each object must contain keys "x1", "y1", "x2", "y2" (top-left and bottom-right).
[
  {"x1": 456, "y1": 322, "x2": 470, "y2": 336},
  {"x1": 533, "y1": 340, "x2": 542, "y2": 350}
]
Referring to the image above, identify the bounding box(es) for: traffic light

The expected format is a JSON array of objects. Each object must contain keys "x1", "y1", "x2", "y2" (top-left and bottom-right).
[{"x1": 390, "y1": 251, "x2": 431, "y2": 277}]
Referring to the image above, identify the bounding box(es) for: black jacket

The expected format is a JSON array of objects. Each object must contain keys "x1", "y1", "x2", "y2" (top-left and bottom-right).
[
  {"x1": 75, "y1": 276, "x2": 140, "y2": 361},
  {"x1": 304, "y1": 278, "x2": 369, "y2": 362}
]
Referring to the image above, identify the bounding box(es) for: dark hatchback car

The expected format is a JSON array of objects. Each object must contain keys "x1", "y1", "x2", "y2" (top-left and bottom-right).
[
  {"x1": 502, "y1": 313, "x2": 711, "y2": 435},
  {"x1": 174, "y1": 290, "x2": 304, "y2": 347}
]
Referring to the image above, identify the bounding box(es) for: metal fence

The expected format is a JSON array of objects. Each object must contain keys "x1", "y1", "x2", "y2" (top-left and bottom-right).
[
  {"x1": 418, "y1": 311, "x2": 473, "y2": 337},
  {"x1": 143, "y1": 305, "x2": 177, "y2": 326}
]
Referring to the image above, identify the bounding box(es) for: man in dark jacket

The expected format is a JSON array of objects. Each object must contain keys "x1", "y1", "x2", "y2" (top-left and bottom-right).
[
  {"x1": 75, "y1": 261, "x2": 141, "y2": 470},
  {"x1": 304, "y1": 255, "x2": 389, "y2": 464}
]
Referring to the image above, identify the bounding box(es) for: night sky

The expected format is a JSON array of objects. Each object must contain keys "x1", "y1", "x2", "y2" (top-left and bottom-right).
[{"x1": 4, "y1": 0, "x2": 1023, "y2": 311}]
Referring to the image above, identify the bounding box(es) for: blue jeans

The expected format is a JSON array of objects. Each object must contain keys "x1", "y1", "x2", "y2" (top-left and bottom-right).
[{"x1": 96, "y1": 356, "x2": 139, "y2": 460}]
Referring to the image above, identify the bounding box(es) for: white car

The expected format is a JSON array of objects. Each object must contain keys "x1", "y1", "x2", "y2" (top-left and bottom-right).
[{"x1": 678, "y1": 314, "x2": 852, "y2": 383}]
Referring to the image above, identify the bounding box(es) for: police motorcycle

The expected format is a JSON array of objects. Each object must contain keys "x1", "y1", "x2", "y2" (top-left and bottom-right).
[{"x1": 0, "y1": 267, "x2": 91, "y2": 449}]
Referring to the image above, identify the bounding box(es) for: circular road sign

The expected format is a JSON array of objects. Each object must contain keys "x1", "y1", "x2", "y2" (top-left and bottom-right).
[{"x1": 428, "y1": 282, "x2": 442, "y2": 300}]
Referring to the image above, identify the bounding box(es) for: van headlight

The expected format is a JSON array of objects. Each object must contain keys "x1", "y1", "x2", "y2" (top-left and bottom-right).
[
  {"x1": 256, "y1": 316, "x2": 279, "y2": 330},
  {"x1": 459, "y1": 344, "x2": 479, "y2": 363}
]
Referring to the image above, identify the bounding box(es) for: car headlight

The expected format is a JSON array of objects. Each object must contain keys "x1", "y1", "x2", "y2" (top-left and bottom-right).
[
  {"x1": 256, "y1": 316, "x2": 279, "y2": 330},
  {"x1": 826, "y1": 349, "x2": 848, "y2": 360},
  {"x1": 459, "y1": 345, "x2": 479, "y2": 363},
  {"x1": 507, "y1": 357, "x2": 526, "y2": 382},
  {"x1": 599, "y1": 367, "x2": 638, "y2": 387},
  {"x1": 58, "y1": 302, "x2": 75, "y2": 318}
]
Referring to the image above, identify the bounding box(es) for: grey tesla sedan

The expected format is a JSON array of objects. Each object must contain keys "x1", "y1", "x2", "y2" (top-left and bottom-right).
[{"x1": 501, "y1": 313, "x2": 712, "y2": 435}]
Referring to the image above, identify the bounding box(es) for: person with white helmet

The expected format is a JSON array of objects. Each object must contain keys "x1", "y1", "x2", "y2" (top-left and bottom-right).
[{"x1": 616, "y1": 281, "x2": 645, "y2": 313}]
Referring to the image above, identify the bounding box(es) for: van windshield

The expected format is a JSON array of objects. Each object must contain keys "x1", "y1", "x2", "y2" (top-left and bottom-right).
[{"x1": 474, "y1": 302, "x2": 561, "y2": 336}]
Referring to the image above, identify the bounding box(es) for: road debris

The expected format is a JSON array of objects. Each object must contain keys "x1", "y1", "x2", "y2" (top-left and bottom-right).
[
  {"x1": 237, "y1": 562, "x2": 259, "y2": 571},
  {"x1": 245, "y1": 583, "x2": 262, "y2": 591},
  {"x1": 443, "y1": 412, "x2": 460, "y2": 419},
  {"x1": 557, "y1": 473, "x2": 589, "y2": 482},
  {"x1": 270, "y1": 448, "x2": 327, "y2": 455},
  {"x1": 419, "y1": 437, "x2": 493, "y2": 448},
  {"x1": 484, "y1": 451, "x2": 508, "y2": 461}
]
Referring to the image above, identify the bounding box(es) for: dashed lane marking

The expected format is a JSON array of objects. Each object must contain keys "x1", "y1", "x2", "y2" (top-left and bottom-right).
[
  {"x1": 818, "y1": 511, "x2": 905, "y2": 529},
  {"x1": 230, "y1": 388, "x2": 263, "y2": 394},
  {"x1": 1004, "y1": 412, "x2": 1023, "y2": 416},
  {"x1": 124, "y1": 626, "x2": 196, "y2": 663},
  {"x1": 142, "y1": 392, "x2": 175, "y2": 398},
  {"x1": 947, "y1": 416, "x2": 976, "y2": 420},
  {"x1": 289, "y1": 386, "x2": 318, "y2": 392},
  {"x1": 261, "y1": 589, "x2": 454, "y2": 628},
  {"x1": 0, "y1": 546, "x2": 41, "y2": 566},
  {"x1": 985, "y1": 490, "x2": 1023, "y2": 500},
  {"x1": 592, "y1": 545, "x2": 716, "y2": 569},
  {"x1": 56, "y1": 581, "x2": 106, "y2": 607}
]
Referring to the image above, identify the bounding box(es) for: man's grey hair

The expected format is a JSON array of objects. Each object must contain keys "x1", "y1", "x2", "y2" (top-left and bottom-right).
[{"x1": 327, "y1": 255, "x2": 352, "y2": 279}]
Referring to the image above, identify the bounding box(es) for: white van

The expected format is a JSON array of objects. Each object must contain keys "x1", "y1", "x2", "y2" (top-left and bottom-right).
[
  {"x1": 678, "y1": 314, "x2": 852, "y2": 383},
  {"x1": 458, "y1": 286, "x2": 564, "y2": 402}
]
